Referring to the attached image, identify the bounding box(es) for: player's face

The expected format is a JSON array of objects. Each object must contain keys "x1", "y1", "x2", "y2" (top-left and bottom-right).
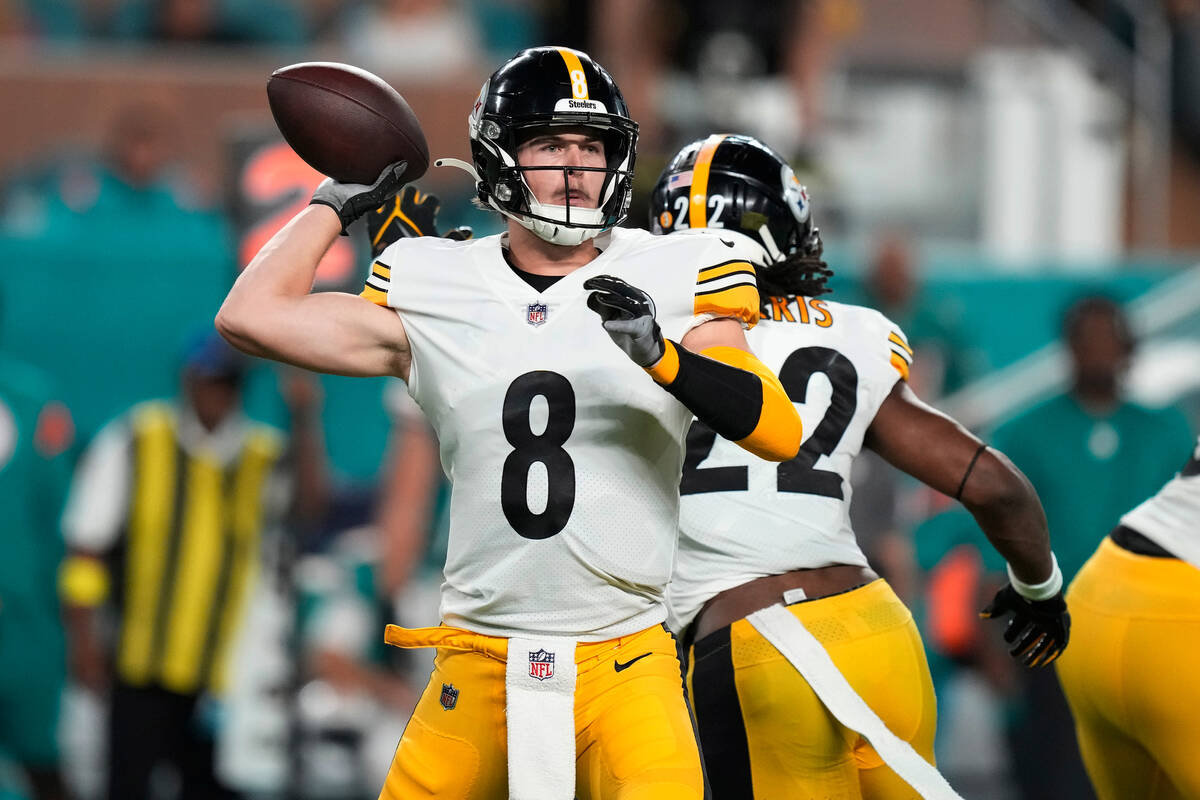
[
  {"x1": 184, "y1": 372, "x2": 241, "y2": 432},
  {"x1": 516, "y1": 131, "x2": 607, "y2": 210}
]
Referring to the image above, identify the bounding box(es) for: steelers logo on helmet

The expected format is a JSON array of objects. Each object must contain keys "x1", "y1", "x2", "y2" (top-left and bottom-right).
[
  {"x1": 780, "y1": 164, "x2": 811, "y2": 226},
  {"x1": 460, "y1": 46, "x2": 639, "y2": 246}
]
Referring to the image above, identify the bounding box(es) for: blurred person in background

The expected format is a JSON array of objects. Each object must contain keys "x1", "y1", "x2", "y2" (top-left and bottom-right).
[
  {"x1": 58, "y1": 332, "x2": 329, "y2": 800},
  {"x1": 861, "y1": 232, "x2": 982, "y2": 400},
  {"x1": 1056, "y1": 435, "x2": 1200, "y2": 800},
  {"x1": 0, "y1": 289, "x2": 74, "y2": 800},
  {"x1": 992, "y1": 295, "x2": 1194, "y2": 800},
  {"x1": 653, "y1": 134, "x2": 1068, "y2": 799},
  {"x1": 294, "y1": 525, "x2": 418, "y2": 799}
]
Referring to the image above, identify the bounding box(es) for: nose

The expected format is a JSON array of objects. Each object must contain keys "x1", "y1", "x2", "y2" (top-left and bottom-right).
[{"x1": 563, "y1": 145, "x2": 585, "y2": 171}]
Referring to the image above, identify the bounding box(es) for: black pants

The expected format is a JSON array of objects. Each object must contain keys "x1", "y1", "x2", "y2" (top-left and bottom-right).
[
  {"x1": 107, "y1": 682, "x2": 241, "y2": 800},
  {"x1": 1007, "y1": 666, "x2": 1097, "y2": 800}
]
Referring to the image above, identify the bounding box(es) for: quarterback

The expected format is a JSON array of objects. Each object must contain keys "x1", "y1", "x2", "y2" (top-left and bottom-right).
[
  {"x1": 218, "y1": 49, "x2": 803, "y2": 799},
  {"x1": 652, "y1": 134, "x2": 1070, "y2": 799}
]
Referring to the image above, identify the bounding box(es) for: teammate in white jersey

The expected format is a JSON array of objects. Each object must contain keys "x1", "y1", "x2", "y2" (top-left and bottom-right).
[
  {"x1": 1056, "y1": 437, "x2": 1200, "y2": 800},
  {"x1": 217, "y1": 49, "x2": 805, "y2": 799},
  {"x1": 651, "y1": 134, "x2": 1071, "y2": 799}
]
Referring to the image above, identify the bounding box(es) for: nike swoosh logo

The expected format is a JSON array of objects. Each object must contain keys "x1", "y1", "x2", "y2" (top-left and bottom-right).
[
  {"x1": 720, "y1": 239, "x2": 734, "y2": 248},
  {"x1": 613, "y1": 652, "x2": 652, "y2": 673}
]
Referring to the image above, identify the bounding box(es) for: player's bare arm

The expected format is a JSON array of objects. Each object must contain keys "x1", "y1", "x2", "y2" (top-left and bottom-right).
[
  {"x1": 867, "y1": 380, "x2": 1070, "y2": 666},
  {"x1": 217, "y1": 167, "x2": 413, "y2": 379},
  {"x1": 866, "y1": 381, "x2": 1051, "y2": 582}
]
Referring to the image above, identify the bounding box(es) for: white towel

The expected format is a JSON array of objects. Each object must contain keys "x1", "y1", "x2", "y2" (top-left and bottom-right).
[
  {"x1": 505, "y1": 637, "x2": 578, "y2": 800},
  {"x1": 746, "y1": 604, "x2": 964, "y2": 800}
]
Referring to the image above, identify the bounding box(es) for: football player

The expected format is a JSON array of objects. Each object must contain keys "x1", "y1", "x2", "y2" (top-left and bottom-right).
[
  {"x1": 217, "y1": 48, "x2": 805, "y2": 799},
  {"x1": 1056, "y1": 436, "x2": 1200, "y2": 800},
  {"x1": 651, "y1": 134, "x2": 1070, "y2": 799}
]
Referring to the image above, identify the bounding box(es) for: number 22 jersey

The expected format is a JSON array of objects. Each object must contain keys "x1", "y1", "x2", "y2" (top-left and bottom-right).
[
  {"x1": 669, "y1": 293, "x2": 913, "y2": 632},
  {"x1": 363, "y1": 227, "x2": 760, "y2": 640}
]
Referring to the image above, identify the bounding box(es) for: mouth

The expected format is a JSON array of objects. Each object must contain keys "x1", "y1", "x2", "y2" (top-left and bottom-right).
[{"x1": 558, "y1": 190, "x2": 592, "y2": 206}]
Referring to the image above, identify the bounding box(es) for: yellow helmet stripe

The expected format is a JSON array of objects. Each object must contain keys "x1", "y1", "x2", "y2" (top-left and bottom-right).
[
  {"x1": 689, "y1": 134, "x2": 728, "y2": 229},
  {"x1": 557, "y1": 48, "x2": 590, "y2": 100}
]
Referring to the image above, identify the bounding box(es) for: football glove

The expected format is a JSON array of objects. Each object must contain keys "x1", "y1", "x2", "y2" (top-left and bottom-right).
[
  {"x1": 310, "y1": 160, "x2": 408, "y2": 234},
  {"x1": 980, "y1": 585, "x2": 1070, "y2": 668},
  {"x1": 366, "y1": 185, "x2": 474, "y2": 258},
  {"x1": 584, "y1": 275, "x2": 666, "y2": 368}
]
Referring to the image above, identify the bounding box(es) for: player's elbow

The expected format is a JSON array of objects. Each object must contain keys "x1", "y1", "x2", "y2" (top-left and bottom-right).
[
  {"x1": 736, "y1": 400, "x2": 803, "y2": 462},
  {"x1": 960, "y1": 448, "x2": 1035, "y2": 517},
  {"x1": 215, "y1": 296, "x2": 265, "y2": 356}
]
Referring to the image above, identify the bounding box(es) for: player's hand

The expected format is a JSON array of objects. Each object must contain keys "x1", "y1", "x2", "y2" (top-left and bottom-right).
[
  {"x1": 310, "y1": 160, "x2": 408, "y2": 234},
  {"x1": 980, "y1": 584, "x2": 1070, "y2": 668},
  {"x1": 366, "y1": 185, "x2": 473, "y2": 257},
  {"x1": 584, "y1": 275, "x2": 666, "y2": 368}
]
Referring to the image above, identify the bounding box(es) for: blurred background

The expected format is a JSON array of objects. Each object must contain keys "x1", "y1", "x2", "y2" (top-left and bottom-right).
[{"x1": 0, "y1": 0, "x2": 1197, "y2": 798}]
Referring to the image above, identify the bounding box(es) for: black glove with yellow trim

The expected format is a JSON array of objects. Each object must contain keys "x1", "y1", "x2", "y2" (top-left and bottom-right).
[
  {"x1": 980, "y1": 585, "x2": 1070, "y2": 668},
  {"x1": 584, "y1": 275, "x2": 666, "y2": 368},
  {"x1": 311, "y1": 160, "x2": 408, "y2": 234},
  {"x1": 367, "y1": 185, "x2": 473, "y2": 257}
]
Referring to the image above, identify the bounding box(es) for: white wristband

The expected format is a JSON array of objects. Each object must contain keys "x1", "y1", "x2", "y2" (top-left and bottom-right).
[{"x1": 1007, "y1": 554, "x2": 1063, "y2": 601}]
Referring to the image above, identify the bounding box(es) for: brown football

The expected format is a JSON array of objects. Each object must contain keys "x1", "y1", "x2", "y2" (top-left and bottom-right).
[{"x1": 267, "y1": 62, "x2": 429, "y2": 184}]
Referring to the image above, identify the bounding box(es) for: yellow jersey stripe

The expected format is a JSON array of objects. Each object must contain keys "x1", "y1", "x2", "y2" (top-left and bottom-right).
[
  {"x1": 118, "y1": 405, "x2": 177, "y2": 685},
  {"x1": 557, "y1": 48, "x2": 589, "y2": 99},
  {"x1": 159, "y1": 455, "x2": 225, "y2": 693},
  {"x1": 890, "y1": 352, "x2": 911, "y2": 380},
  {"x1": 361, "y1": 284, "x2": 388, "y2": 306},
  {"x1": 693, "y1": 283, "x2": 761, "y2": 327},
  {"x1": 688, "y1": 134, "x2": 727, "y2": 229},
  {"x1": 889, "y1": 344, "x2": 913, "y2": 365},
  {"x1": 210, "y1": 432, "x2": 277, "y2": 692},
  {"x1": 697, "y1": 260, "x2": 756, "y2": 284},
  {"x1": 889, "y1": 332, "x2": 913, "y2": 356},
  {"x1": 372, "y1": 262, "x2": 392, "y2": 280}
]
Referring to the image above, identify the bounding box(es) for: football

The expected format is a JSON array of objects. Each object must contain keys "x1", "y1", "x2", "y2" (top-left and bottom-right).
[{"x1": 266, "y1": 62, "x2": 429, "y2": 185}]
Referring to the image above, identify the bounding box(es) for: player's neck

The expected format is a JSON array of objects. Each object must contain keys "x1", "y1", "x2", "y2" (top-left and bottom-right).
[{"x1": 506, "y1": 222, "x2": 601, "y2": 276}]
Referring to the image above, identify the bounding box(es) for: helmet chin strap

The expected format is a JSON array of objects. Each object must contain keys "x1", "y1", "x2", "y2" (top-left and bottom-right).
[{"x1": 501, "y1": 188, "x2": 607, "y2": 246}]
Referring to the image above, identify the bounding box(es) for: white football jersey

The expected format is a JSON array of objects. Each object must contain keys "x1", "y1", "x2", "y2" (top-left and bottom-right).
[
  {"x1": 669, "y1": 294, "x2": 912, "y2": 632},
  {"x1": 363, "y1": 227, "x2": 760, "y2": 640},
  {"x1": 1119, "y1": 436, "x2": 1200, "y2": 570}
]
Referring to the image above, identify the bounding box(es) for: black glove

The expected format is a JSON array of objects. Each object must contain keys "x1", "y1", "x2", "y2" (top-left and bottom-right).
[
  {"x1": 980, "y1": 585, "x2": 1070, "y2": 668},
  {"x1": 310, "y1": 161, "x2": 408, "y2": 234},
  {"x1": 584, "y1": 275, "x2": 666, "y2": 368},
  {"x1": 366, "y1": 185, "x2": 474, "y2": 258}
]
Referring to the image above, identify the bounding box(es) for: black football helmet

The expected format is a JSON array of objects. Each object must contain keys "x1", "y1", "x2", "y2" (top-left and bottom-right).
[
  {"x1": 462, "y1": 46, "x2": 639, "y2": 246},
  {"x1": 650, "y1": 134, "x2": 830, "y2": 296}
]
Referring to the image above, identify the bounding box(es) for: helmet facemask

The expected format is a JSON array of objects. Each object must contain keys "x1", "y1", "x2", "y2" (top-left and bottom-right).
[{"x1": 474, "y1": 117, "x2": 636, "y2": 246}]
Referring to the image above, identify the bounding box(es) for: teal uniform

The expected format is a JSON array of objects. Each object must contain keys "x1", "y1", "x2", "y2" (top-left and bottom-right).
[
  {"x1": 992, "y1": 393, "x2": 1194, "y2": 583},
  {"x1": 0, "y1": 354, "x2": 72, "y2": 766}
]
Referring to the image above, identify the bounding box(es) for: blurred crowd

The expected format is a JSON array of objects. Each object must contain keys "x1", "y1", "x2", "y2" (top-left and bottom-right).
[{"x1": 1, "y1": 1, "x2": 1199, "y2": 799}]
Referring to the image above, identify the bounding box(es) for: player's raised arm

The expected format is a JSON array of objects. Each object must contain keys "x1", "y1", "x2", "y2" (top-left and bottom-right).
[
  {"x1": 585, "y1": 274, "x2": 803, "y2": 462},
  {"x1": 866, "y1": 380, "x2": 1069, "y2": 666},
  {"x1": 216, "y1": 165, "x2": 413, "y2": 379}
]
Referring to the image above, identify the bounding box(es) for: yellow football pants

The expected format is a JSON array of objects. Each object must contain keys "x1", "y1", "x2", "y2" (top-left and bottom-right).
[
  {"x1": 377, "y1": 622, "x2": 704, "y2": 799},
  {"x1": 1056, "y1": 537, "x2": 1200, "y2": 800},
  {"x1": 688, "y1": 579, "x2": 937, "y2": 799}
]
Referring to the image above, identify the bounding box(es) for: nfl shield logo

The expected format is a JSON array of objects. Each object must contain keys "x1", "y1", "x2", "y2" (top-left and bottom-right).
[
  {"x1": 528, "y1": 649, "x2": 555, "y2": 681},
  {"x1": 526, "y1": 303, "x2": 548, "y2": 327},
  {"x1": 440, "y1": 683, "x2": 459, "y2": 710}
]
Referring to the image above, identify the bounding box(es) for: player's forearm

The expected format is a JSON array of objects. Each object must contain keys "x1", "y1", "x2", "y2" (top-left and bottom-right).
[
  {"x1": 959, "y1": 448, "x2": 1055, "y2": 585},
  {"x1": 217, "y1": 206, "x2": 342, "y2": 356},
  {"x1": 647, "y1": 341, "x2": 803, "y2": 462}
]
